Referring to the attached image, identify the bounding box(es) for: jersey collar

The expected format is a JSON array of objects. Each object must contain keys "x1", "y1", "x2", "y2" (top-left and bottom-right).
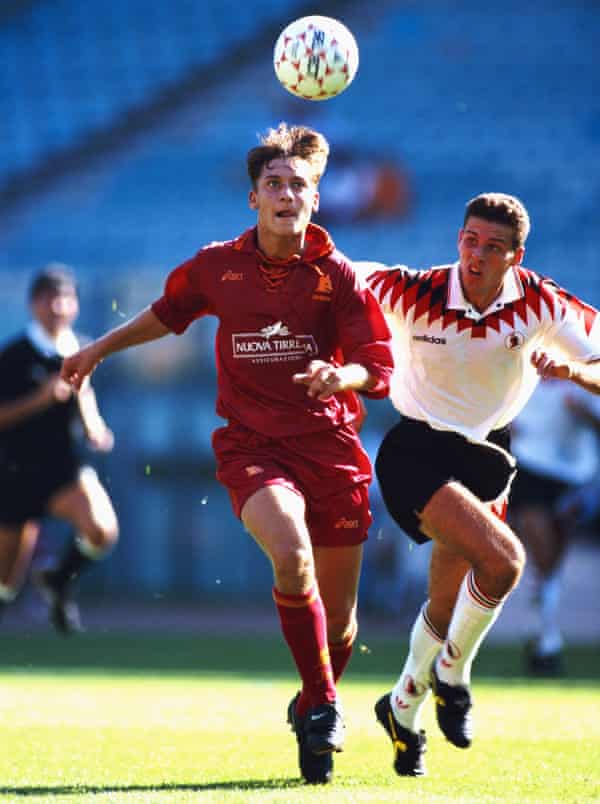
[
  {"x1": 26, "y1": 320, "x2": 79, "y2": 358},
  {"x1": 233, "y1": 223, "x2": 335, "y2": 264},
  {"x1": 447, "y1": 262, "x2": 524, "y2": 319}
]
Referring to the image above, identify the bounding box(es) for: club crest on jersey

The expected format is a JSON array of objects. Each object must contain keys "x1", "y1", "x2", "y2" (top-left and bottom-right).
[
  {"x1": 504, "y1": 331, "x2": 525, "y2": 350},
  {"x1": 312, "y1": 273, "x2": 333, "y2": 301},
  {"x1": 232, "y1": 320, "x2": 318, "y2": 363}
]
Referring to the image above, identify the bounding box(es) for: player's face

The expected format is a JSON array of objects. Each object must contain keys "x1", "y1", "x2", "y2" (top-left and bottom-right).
[
  {"x1": 32, "y1": 287, "x2": 79, "y2": 335},
  {"x1": 249, "y1": 157, "x2": 319, "y2": 245},
  {"x1": 458, "y1": 216, "x2": 525, "y2": 312}
]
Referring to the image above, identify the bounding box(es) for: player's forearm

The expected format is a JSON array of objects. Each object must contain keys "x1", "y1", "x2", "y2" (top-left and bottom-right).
[
  {"x1": 92, "y1": 307, "x2": 170, "y2": 360},
  {"x1": 337, "y1": 363, "x2": 378, "y2": 392},
  {"x1": 0, "y1": 392, "x2": 47, "y2": 430},
  {"x1": 77, "y1": 385, "x2": 104, "y2": 431},
  {"x1": 568, "y1": 359, "x2": 600, "y2": 395}
]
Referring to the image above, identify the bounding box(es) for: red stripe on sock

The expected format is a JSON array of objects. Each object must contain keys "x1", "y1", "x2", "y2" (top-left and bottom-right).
[
  {"x1": 467, "y1": 571, "x2": 502, "y2": 609},
  {"x1": 422, "y1": 606, "x2": 445, "y2": 643}
]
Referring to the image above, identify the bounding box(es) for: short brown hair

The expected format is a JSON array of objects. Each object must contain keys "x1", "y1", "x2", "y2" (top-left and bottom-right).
[
  {"x1": 29, "y1": 263, "x2": 77, "y2": 301},
  {"x1": 247, "y1": 122, "x2": 330, "y2": 188},
  {"x1": 464, "y1": 192, "x2": 531, "y2": 249}
]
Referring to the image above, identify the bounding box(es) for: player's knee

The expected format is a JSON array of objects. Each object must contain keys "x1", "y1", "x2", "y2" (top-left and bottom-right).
[
  {"x1": 270, "y1": 543, "x2": 314, "y2": 585},
  {"x1": 0, "y1": 582, "x2": 18, "y2": 604},
  {"x1": 485, "y1": 534, "x2": 526, "y2": 593},
  {"x1": 80, "y1": 520, "x2": 119, "y2": 552}
]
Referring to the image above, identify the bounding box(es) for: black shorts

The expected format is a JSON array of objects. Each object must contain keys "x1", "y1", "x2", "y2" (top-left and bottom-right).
[
  {"x1": 509, "y1": 465, "x2": 570, "y2": 511},
  {"x1": 0, "y1": 464, "x2": 80, "y2": 526},
  {"x1": 375, "y1": 417, "x2": 515, "y2": 544}
]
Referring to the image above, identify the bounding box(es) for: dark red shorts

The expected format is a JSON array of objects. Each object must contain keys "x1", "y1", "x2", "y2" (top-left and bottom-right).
[{"x1": 212, "y1": 422, "x2": 372, "y2": 547}]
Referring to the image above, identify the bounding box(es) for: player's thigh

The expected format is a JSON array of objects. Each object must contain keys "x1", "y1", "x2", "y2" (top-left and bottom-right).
[
  {"x1": 0, "y1": 521, "x2": 39, "y2": 585},
  {"x1": 419, "y1": 481, "x2": 522, "y2": 570},
  {"x1": 47, "y1": 467, "x2": 118, "y2": 542},
  {"x1": 314, "y1": 543, "x2": 363, "y2": 638},
  {"x1": 241, "y1": 483, "x2": 312, "y2": 563}
]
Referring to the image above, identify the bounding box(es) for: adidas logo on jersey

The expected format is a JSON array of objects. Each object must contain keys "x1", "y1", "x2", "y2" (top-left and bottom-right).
[{"x1": 413, "y1": 334, "x2": 447, "y2": 345}]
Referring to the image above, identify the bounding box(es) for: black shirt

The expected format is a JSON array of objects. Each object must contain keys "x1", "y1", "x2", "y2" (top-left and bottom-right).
[{"x1": 0, "y1": 334, "x2": 82, "y2": 475}]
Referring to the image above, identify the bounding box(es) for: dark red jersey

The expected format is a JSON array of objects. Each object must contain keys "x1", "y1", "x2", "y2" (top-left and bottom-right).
[{"x1": 152, "y1": 224, "x2": 393, "y2": 437}]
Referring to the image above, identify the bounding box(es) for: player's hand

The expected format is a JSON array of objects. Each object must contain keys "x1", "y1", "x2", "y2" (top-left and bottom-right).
[
  {"x1": 86, "y1": 424, "x2": 115, "y2": 453},
  {"x1": 61, "y1": 344, "x2": 103, "y2": 391},
  {"x1": 293, "y1": 360, "x2": 343, "y2": 400},
  {"x1": 38, "y1": 374, "x2": 73, "y2": 406},
  {"x1": 531, "y1": 350, "x2": 572, "y2": 380}
]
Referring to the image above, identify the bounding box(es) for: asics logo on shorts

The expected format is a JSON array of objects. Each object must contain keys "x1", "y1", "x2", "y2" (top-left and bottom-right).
[{"x1": 334, "y1": 517, "x2": 359, "y2": 529}]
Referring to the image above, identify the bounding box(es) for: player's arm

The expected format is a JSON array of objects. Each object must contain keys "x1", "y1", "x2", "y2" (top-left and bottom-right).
[
  {"x1": 61, "y1": 307, "x2": 170, "y2": 391},
  {"x1": 293, "y1": 359, "x2": 380, "y2": 401},
  {"x1": 531, "y1": 352, "x2": 600, "y2": 394},
  {"x1": 0, "y1": 374, "x2": 72, "y2": 431},
  {"x1": 533, "y1": 287, "x2": 600, "y2": 393},
  {"x1": 76, "y1": 381, "x2": 115, "y2": 452},
  {"x1": 294, "y1": 267, "x2": 393, "y2": 401}
]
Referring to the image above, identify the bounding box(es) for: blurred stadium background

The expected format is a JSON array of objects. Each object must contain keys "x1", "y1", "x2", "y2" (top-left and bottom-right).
[{"x1": 0, "y1": 0, "x2": 599, "y2": 640}]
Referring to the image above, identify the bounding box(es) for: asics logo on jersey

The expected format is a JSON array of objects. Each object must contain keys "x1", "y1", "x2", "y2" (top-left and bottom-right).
[
  {"x1": 413, "y1": 334, "x2": 447, "y2": 345},
  {"x1": 221, "y1": 269, "x2": 244, "y2": 281}
]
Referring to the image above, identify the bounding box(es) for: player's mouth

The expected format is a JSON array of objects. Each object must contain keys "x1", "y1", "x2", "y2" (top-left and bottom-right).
[{"x1": 276, "y1": 210, "x2": 297, "y2": 218}]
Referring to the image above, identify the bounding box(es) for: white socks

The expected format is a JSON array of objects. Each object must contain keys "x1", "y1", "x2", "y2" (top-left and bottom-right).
[
  {"x1": 435, "y1": 570, "x2": 504, "y2": 687},
  {"x1": 535, "y1": 570, "x2": 563, "y2": 655},
  {"x1": 0, "y1": 582, "x2": 17, "y2": 602},
  {"x1": 391, "y1": 603, "x2": 444, "y2": 732},
  {"x1": 75, "y1": 534, "x2": 108, "y2": 560}
]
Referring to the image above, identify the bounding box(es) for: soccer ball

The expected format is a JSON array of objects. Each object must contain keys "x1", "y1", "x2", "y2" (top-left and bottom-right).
[{"x1": 273, "y1": 16, "x2": 359, "y2": 101}]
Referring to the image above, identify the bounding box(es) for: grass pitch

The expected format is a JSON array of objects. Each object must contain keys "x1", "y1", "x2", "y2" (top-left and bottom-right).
[{"x1": 0, "y1": 631, "x2": 598, "y2": 803}]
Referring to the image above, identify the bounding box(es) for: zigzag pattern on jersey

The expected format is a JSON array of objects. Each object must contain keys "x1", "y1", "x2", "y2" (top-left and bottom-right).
[{"x1": 367, "y1": 266, "x2": 598, "y2": 339}]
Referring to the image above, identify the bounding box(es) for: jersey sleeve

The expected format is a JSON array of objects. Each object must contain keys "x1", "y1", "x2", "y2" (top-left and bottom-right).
[
  {"x1": 333, "y1": 263, "x2": 394, "y2": 399},
  {"x1": 543, "y1": 282, "x2": 600, "y2": 362},
  {"x1": 151, "y1": 252, "x2": 215, "y2": 334},
  {"x1": 353, "y1": 261, "x2": 414, "y2": 315}
]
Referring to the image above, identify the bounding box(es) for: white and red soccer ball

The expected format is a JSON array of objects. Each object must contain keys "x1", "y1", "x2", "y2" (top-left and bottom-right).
[{"x1": 273, "y1": 16, "x2": 359, "y2": 101}]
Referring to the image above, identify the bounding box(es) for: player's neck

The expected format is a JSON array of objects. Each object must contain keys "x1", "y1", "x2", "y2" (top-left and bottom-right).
[
  {"x1": 256, "y1": 229, "x2": 305, "y2": 262},
  {"x1": 36, "y1": 320, "x2": 70, "y2": 342}
]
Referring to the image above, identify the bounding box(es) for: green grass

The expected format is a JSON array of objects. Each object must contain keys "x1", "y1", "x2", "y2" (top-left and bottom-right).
[{"x1": 0, "y1": 633, "x2": 598, "y2": 803}]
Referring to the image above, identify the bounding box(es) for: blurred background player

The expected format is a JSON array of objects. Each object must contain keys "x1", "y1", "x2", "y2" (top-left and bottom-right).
[
  {"x1": 0, "y1": 265, "x2": 118, "y2": 634},
  {"x1": 60, "y1": 123, "x2": 393, "y2": 784},
  {"x1": 357, "y1": 192, "x2": 600, "y2": 777},
  {"x1": 510, "y1": 378, "x2": 600, "y2": 674}
]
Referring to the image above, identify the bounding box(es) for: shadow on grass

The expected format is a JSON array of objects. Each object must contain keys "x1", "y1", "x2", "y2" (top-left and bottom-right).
[
  {"x1": 0, "y1": 631, "x2": 598, "y2": 682},
  {"x1": 0, "y1": 778, "x2": 304, "y2": 797}
]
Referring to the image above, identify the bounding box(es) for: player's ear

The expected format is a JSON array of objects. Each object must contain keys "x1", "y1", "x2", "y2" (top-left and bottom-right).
[
  {"x1": 513, "y1": 246, "x2": 525, "y2": 266},
  {"x1": 249, "y1": 189, "x2": 258, "y2": 210},
  {"x1": 312, "y1": 191, "x2": 320, "y2": 213},
  {"x1": 457, "y1": 227, "x2": 465, "y2": 248}
]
